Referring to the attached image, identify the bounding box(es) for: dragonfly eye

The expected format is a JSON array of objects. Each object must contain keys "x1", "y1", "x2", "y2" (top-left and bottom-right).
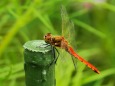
[{"x1": 44, "y1": 35, "x2": 47, "y2": 39}]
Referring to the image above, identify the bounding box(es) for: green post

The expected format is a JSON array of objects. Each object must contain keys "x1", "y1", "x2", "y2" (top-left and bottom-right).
[{"x1": 23, "y1": 40, "x2": 55, "y2": 86}]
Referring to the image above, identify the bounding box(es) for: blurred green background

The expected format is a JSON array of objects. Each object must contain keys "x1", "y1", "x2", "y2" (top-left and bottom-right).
[{"x1": 0, "y1": 0, "x2": 115, "y2": 86}]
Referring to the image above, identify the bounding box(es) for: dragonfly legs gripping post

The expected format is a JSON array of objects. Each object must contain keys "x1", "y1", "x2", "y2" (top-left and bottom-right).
[
  {"x1": 53, "y1": 47, "x2": 60, "y2": 64},
  {"x1": 48, "y1": 45, "x2": 60, "y2": 67},
  {"x1": 40, "y1": 43, "x2": 59, "y2": 68}
]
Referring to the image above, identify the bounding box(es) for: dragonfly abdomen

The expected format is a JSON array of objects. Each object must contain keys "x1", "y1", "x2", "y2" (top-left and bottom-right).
[{"x1": 67, "y1": 46, "x2": 100, "y2": 74}]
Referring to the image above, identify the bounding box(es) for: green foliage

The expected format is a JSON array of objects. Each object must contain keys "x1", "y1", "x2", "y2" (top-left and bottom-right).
[{"x1": 0, "y1": 0, "x2": 115, "y2": 86}]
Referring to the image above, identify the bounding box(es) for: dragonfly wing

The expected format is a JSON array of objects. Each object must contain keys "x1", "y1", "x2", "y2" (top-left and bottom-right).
[
  {"x1": 61, "y1": 5, "x2": 69, "y2": 38},
  {"x1": 67, "y1": 21, "x2": 76, "y2": 46},
  {"x1": 61, "y1": 5, "x2": 75, "y2": 45},
  {"x1": 61, "y1": 5, "x2": 77, "y2": 70}
]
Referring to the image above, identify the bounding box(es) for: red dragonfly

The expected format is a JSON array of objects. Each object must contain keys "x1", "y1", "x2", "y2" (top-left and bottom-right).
[{"x1": 44, "y1": 6, "x2": 100, "y2": 74}]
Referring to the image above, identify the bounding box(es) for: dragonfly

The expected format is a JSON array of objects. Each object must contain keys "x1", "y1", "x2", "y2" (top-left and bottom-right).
[{"x1": 44, "y1": 6, "x2": 100, "y2": 74}]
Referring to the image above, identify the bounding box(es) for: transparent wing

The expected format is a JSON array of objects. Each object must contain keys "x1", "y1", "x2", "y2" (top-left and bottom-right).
[
  {"x1": 61, "y1": 5, "x2": 75, "y2": 45},
  {"x1": 60, "y1": 5, "x2": 77, "y2": 70}
]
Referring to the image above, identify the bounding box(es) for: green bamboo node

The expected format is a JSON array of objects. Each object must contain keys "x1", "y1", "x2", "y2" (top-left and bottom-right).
[{"x1": 23, "y1": 40, "x2": 56, "y2": 86}]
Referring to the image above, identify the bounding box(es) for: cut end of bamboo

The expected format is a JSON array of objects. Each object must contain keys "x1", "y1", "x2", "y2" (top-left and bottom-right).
[{"x1": 23, "y1": 40, "x2": 51, "y2": 53}]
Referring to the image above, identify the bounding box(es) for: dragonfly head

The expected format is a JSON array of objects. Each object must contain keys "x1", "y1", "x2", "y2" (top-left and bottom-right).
[{"x1": 44, "y1": 33, "x2": 52, "y2": 44}]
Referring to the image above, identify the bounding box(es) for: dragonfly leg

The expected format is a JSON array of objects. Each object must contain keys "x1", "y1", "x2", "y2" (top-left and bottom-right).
[
  {"x1": 48, "y1": 46, "x2": 59, "y2": 67},
  {"x1": 71, "y1": 55, "x2": 77, "y2": 71},
  {"x1": 54, "y1": 47, "x2": 60, "y2": 64},
  {"x1": 47, "y1": 46, "x2": 55, "y2": 69}
]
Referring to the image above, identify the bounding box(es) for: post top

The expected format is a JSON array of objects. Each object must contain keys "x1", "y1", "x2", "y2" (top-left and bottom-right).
[{"x1": 23, "y1": 40, "x2": 51, "y2": 53}]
